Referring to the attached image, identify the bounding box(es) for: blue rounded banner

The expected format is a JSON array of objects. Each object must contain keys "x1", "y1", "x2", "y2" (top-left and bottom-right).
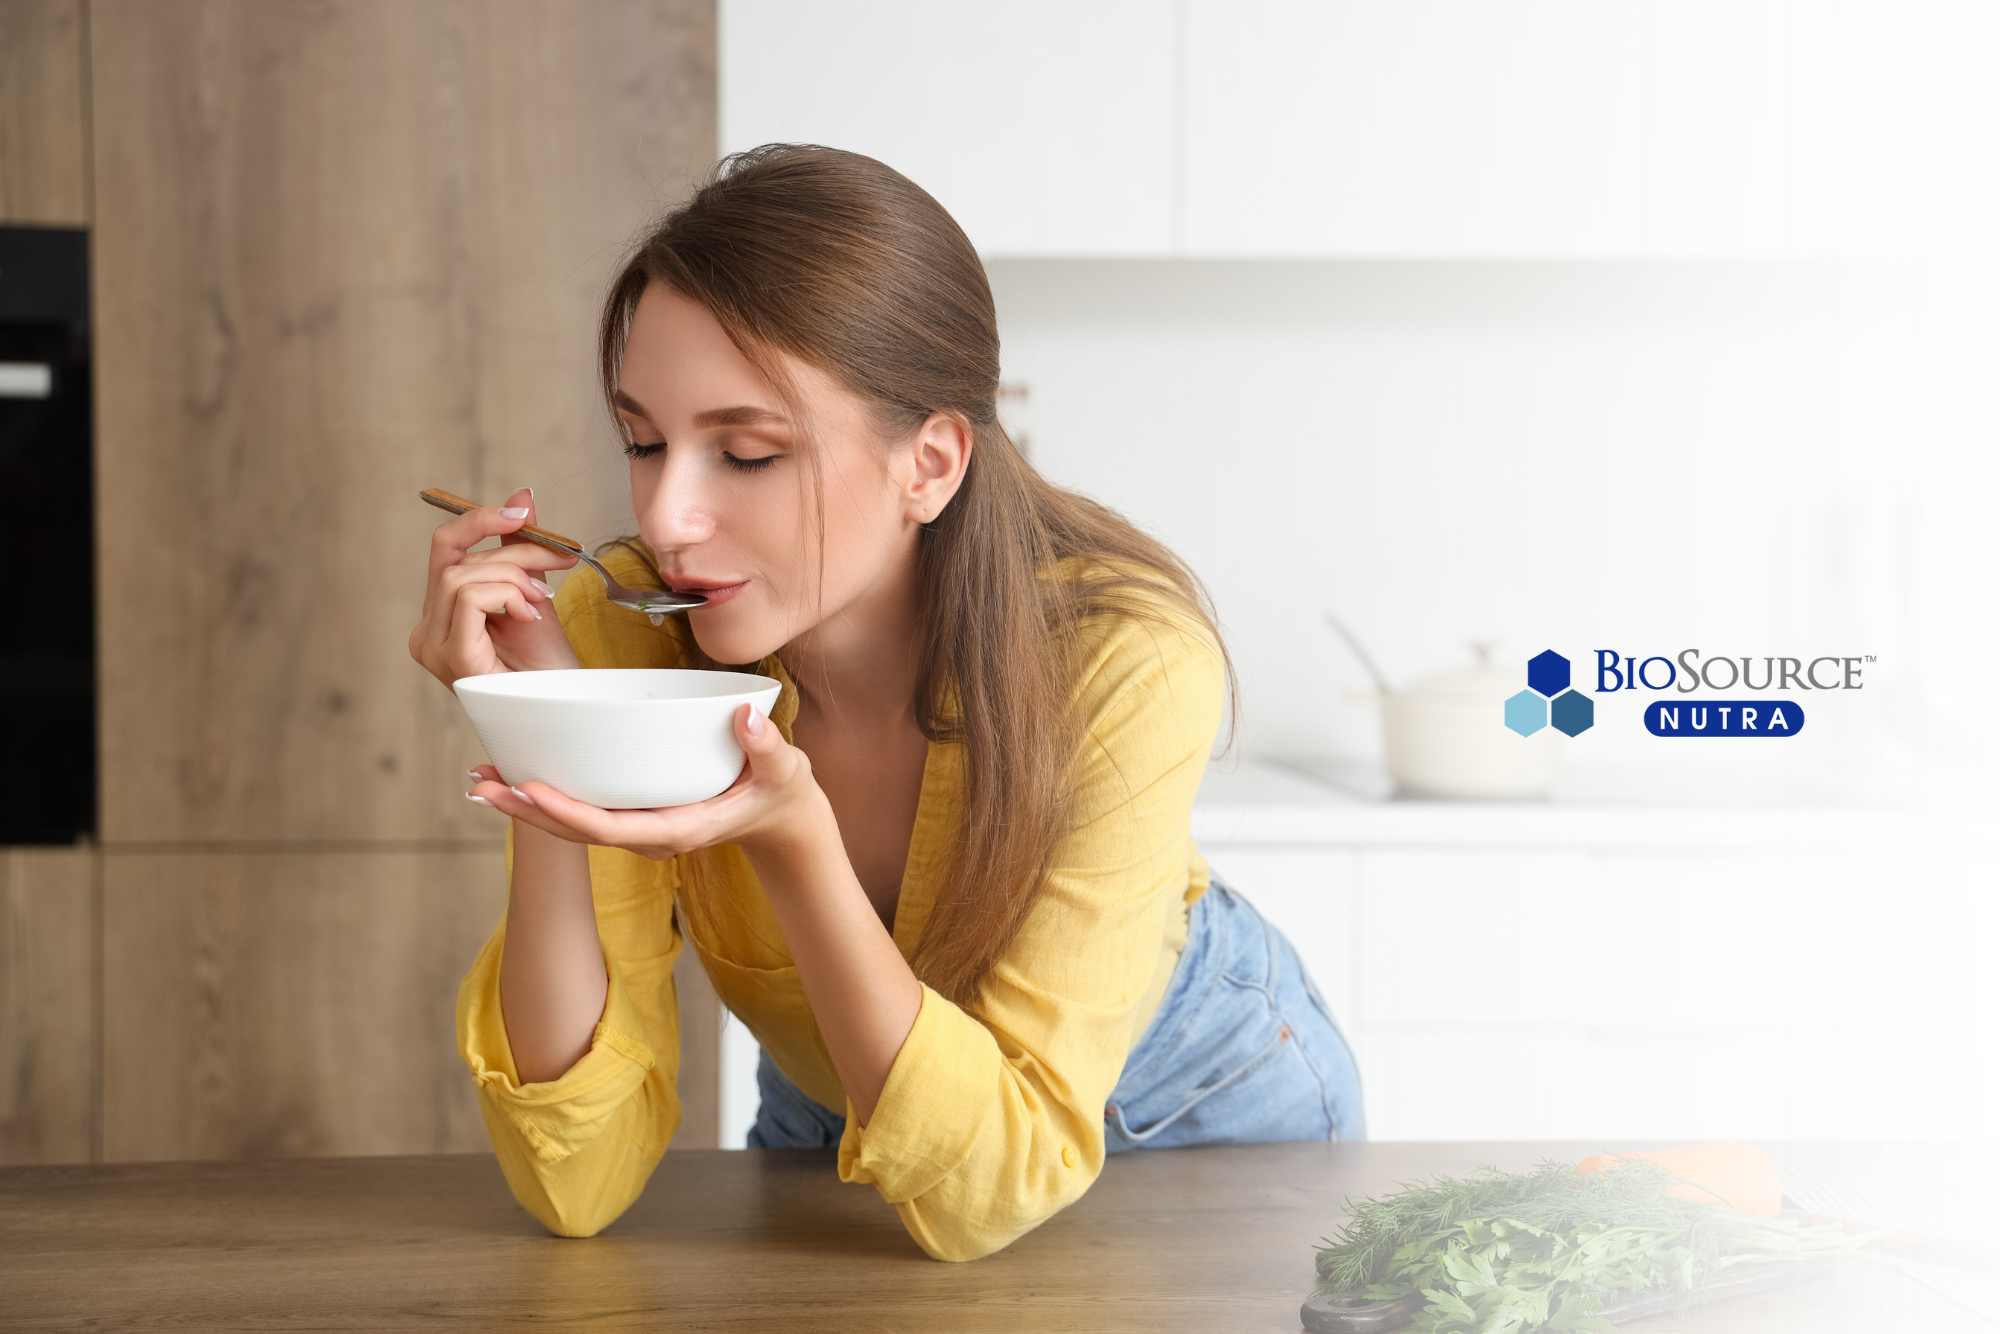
[{"x1": 1644, "y1": 700, "x2": 1804, "y2": 737}]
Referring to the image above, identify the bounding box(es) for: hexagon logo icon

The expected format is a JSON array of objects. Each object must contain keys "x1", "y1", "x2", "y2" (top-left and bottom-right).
[
  {"x1": 1527, "y1": 650, "x2": 1571, "y2": 697},
  {"x1": 1551, "y1": 689, "x2": 1595, "y2": 737},
  {"x1": 1504, "y1": 689, "x2": 1548, "y2": 736}
]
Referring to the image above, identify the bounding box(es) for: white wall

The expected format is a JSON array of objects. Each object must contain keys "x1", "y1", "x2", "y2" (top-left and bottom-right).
[{"x1": 991, "y1": 258, "x2": 1998, "y2": 801}]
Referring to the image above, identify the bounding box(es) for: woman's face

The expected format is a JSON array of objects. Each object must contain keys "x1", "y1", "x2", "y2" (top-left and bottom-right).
[{"x1": 614, "y1": 284, "x2": 967, "y2": 667}]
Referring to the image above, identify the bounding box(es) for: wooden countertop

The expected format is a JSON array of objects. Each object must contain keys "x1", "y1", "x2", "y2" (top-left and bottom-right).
[{"x1": 0, "y1": 1143, "x2": 1981, "y2": 1332}]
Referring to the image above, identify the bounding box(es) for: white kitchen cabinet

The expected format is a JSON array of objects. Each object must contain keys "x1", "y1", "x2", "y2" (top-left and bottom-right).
[
  {"x1": 1637, "y1": 0, "x2": 1919, "y2": 257},
  {"x1": 1348, "y1": 846, "x2": 1925, "y2": 1142},
  {"x1": 1182, "y1": 0, "x2": 1924, "y2": 259},
  {"x1": 1193, "y1": 760, "x2": 1934, "y2": 1143},
  {"x1": 720, "y1": 0, "x2": 1177, "y2": 256},
  {"x1": 725, "y1": 0, "x2": 1930, "y2": 259},
  {"x1": 1184, "y1": 0, "x2": 1922, "y2": 258},
  {"x1": 1180, "y1": 1, "x2": 1647, "y2": 258}
]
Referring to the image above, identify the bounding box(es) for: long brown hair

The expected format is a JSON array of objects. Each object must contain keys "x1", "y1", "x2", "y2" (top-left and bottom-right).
[{"x1": 600, "y1": 145, "x2": 1233, "y2": 1003}]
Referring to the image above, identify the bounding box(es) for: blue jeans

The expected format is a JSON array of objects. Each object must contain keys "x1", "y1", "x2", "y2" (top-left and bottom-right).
[{"x1": 746, "y1": 876, "x2": 1365, "y2": 1149}]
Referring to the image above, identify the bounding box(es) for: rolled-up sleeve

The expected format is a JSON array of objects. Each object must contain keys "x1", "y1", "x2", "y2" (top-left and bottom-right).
[
  {"x1": 453, "y1": 561, "x2": 693, "y2": 1236},
  {"x1": 837, "y1": 615, "x2": 1226, "y2": 1261},
  {"x1": 456, "y1": 834, "x2": 687, "y2": 1237}
]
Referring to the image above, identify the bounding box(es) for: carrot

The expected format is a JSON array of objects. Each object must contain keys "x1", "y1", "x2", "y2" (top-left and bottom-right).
[{"x1": 1576, "y1": 1142, "x2": 1783, "y2": 1217}]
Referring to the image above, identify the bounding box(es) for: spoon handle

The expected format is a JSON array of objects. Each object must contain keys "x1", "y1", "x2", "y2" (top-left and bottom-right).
[{"x1": 419, "y1": 487, "x2": 586, "y2": 559}]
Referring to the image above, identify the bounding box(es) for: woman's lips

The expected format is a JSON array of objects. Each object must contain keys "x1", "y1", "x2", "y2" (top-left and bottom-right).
[{"x1": 667, "y1": 578, "x2": 747, "y2": 607}]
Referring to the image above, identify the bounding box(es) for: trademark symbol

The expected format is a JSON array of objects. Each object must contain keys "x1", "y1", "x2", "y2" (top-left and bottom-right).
[{"x1": 1865, "y1": 655, "x2": 1877, "y2": 662}]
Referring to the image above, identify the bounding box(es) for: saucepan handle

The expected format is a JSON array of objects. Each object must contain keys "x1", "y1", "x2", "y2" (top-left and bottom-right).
[{"x1": 1299, "y1": 1290, "x2": 1425, "y2": 1334}]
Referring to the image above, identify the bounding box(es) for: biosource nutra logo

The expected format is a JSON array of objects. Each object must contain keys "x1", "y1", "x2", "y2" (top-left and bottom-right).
[{"x1": 1500, "y1": 649, "x2": 1871, "y2": 739}]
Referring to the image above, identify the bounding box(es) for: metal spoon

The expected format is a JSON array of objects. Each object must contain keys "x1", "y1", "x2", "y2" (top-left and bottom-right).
[{"x1": 419, "y1": 488, "x2": 706, "y2": 623}]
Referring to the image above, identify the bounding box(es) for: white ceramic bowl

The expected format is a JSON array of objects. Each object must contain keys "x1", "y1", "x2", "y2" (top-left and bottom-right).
[{"x1": 454, "y1": 668, "x2": 783, "y2": 809}]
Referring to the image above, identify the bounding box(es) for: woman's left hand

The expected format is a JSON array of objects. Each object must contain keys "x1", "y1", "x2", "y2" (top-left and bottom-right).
[
  {"x1": 479, "y1": 700, "x2": 918, "y2": 1129},
  {"x1": 470, "y1": 704, "x2": 827, "y2": 860}
]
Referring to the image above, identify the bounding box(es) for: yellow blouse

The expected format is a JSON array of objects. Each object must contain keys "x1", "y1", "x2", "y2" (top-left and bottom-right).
[{"x1": 456, "y1": 547, "x2": 1226, "y2": 1261}]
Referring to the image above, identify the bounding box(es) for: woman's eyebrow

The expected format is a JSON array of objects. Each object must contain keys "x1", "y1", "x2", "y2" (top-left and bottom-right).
[
  {"x1": 613, "y1": 394, "x2": 786, "y2": 429},
  {"x1": 692, "y1": 404, "x2": 787, "y2": 429}
]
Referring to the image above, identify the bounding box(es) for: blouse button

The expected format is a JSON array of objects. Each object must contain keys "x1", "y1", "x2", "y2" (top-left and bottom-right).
[
  {"x1": 1280, "y1": 1025, "x2": 1292, "y2": 1043},
  {"x1": 1061, "y1": 1145, "x2": 1078, "y2": 1169}
]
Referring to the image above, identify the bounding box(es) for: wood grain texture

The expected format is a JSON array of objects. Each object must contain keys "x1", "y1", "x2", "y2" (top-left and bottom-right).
[
  {"x1": 0, "y1": 848, "x2": 95, "y2": 1165},
  {"x1": 667, "y1": 938, "x2": 720, "y2": 1149},
  {"x1": 100, "y1": 850, "x2": 505, "y2": 1161},
  {"x1": 89, "y1": 0, "x2": 716, "y2": 841},
  {"x1": 0, "y1": 1144, "x2": 1983, "y2": 1332},
  {"x1": 0, "y1": 0, "x2": 90, "y2": 225}
]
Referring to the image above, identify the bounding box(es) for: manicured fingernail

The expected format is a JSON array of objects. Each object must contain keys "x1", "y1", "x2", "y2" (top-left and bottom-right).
[
  {"x1": 531, "y1": 607, "x2": 543, "y2": 621},
  {"x1": 530, "y1": 579, "x2": 554, "y2": 598},
  {"x1": 499, "y1": 506, "x2": 530, "y2": 520},
  {"x1": 466, "y1": 793, "x2": 493, "y2": 807},
  {"x1": 747, "y1": 709, "x2": 765, "y2": 737},
  {"x1": 511, "y1": 786, "x2": 537, "y2": 806},
  {"x1": 519, "y1": 487, "x2": 535, "y2": 501},
  {"x1": 469, "y1": 770, "x2": 484, "y2": 780}
]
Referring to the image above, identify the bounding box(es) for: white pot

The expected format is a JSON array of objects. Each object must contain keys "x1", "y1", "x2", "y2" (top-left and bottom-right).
[{"x1": 1373, "y1": 663, "x2": 1558, "y2": 800}]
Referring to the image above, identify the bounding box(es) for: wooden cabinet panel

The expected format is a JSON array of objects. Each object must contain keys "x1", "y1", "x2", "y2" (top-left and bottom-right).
[
  {"x1": 0, "y1": 848, "x2": 95, "y2": 1164},
  {"x1": 0, "y1": 0, "x2": 89, "y2": 225},
  {"x1": 101, "y1": 850, "x2": 506, "y2": 1161},
  {"x1": 89, "y1": 0, "x2": 716, "y2": 841},
  {"x1": 0, "y1": 2, "x2": 725, "y2": 1168},
  {"x1": 102, "y1": 851, "x2": 729, "y2": 1161},
  {"x1": 668, "y1": 944, "x2": 721, "y2": 1149}
]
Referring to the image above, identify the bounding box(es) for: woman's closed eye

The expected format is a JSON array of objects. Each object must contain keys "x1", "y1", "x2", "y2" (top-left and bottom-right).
[{"x1": 619, "y1": 440, "x2": 781, "y2": 473}]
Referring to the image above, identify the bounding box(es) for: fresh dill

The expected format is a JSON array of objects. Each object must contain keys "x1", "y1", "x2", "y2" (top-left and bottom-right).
[{"x1": 1313, "y1": 1160, "x2": 1874, "y2": 1334}]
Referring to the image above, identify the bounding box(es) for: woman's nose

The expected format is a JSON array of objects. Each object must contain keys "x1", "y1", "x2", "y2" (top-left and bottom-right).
[
  {"x1": 641, "y1": 455, "x2": 717, "y2": 548},
  {"x1": 653, "y1": 500, "x2": 716, "y2": 547}
]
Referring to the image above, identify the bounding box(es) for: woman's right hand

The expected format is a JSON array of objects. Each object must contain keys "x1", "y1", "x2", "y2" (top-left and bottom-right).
[{"x1": 410, "y1": 486, "x2": 583, "y2": 686}]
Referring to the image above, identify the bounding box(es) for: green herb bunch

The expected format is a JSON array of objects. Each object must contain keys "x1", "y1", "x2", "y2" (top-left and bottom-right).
[{"x1": 1313, "y1": 1160, "x2": 1869, "y2": 1334}]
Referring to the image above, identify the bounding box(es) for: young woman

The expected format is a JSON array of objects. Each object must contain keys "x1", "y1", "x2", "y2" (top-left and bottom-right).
[{"x1": 409, "y1": 145, "x2": 1363, "y2": 1262}]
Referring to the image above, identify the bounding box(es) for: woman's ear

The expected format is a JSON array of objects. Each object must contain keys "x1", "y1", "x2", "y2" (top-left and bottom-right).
[{"x1": 902, "y1": 412, "x2": 973, "y2": 524}]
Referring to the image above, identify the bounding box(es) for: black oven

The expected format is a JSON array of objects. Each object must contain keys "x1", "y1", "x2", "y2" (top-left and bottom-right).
[{"x1": 0, "y1": 226, "x2": 93, "y2": 844}]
